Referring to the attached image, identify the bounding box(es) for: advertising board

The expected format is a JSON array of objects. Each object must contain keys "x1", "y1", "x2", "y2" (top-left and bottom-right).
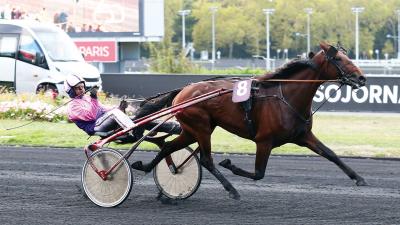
[
  {"x1": 313, "y1": 75, "x2": 400, "y2": 112},
  {"x1": 74, "y1": 41, "x2": 117, "y2": 62},
  {"x1": 0, "y1": 0, "x2": 140, "y2": 36}
]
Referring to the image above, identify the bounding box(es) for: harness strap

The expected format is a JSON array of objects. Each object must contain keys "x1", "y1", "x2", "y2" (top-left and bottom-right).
[
  {"x1": 240, "y1": 81, "x2": 256, "y2": 139},
  {"x1": 253, "y1": 83, "x2": 311, "y2": 123},
  {"x1": 277, "y1": 83, "x2": 311, "y2": 123}
]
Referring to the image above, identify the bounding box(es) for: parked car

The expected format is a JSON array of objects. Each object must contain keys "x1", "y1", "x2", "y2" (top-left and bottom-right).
[{"x1": 0, "y1": 20, "x2": 101, "y2": 96}]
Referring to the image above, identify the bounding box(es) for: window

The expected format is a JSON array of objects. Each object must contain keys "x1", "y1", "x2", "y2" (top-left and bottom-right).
[
  {"x1": 17, "y1": 33, "x2": 47, "y2": 68},
  {"x1": 0, "y1": 36, "x2": 18, "y2": 58},
  {"x1": 33, "y1": 27, "x2": 83, "y2": 62}
]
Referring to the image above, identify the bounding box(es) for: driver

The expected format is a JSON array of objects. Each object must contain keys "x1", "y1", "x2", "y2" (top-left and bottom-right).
[
  {"x1": 64, "y1": 74, "x2": 182, "y2": 141},
  {"x1": 64, "y1": 74, "x2": 139, "y2": 139}
]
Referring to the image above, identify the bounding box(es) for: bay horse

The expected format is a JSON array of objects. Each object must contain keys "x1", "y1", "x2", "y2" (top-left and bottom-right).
[{"x1": 132, "y1": 42, "x2": 367, "y2": 200}]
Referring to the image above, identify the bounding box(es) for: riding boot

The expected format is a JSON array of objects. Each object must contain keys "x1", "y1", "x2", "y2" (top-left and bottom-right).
[
  {"x1": 132, "y1": 126, "x2": 145, "y2": 140},
  {"x1": 145, "y1": 121, "x2": 182, "y2": 135},
  {"x1": 163, "y1": 121, "x2": 182, "y2": 134}
]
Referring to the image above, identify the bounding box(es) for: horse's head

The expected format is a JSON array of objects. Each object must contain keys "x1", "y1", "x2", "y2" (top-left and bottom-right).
[{"x1": 313, "y1": 42, "x2": 366, "y2": 89}]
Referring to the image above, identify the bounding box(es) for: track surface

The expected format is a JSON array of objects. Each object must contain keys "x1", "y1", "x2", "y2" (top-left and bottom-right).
[{"x1": 0, "y1": 146, "x2": 399, "y2": 225}]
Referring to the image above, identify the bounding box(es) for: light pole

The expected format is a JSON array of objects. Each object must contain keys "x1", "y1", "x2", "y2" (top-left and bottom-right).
[
  {"x1": 375, "y1": 49, "x2": 380, "y2": 60},
  {"x1": 305, "y1": 8, "x2": 313, "y2": 53},
  {"x1": 276, "y1": 48, "x2": 281, "y2": 59},
  {"x1": 284, "y1": 48, "x2": 288, "y2": 61},
  {"x1": 210, "y1": 6, "x2": 218, "y2": 64},
  {"x1": 263, "y1": 8, "x2": 275, "y2": 71},
  {"x1": 351, "y1": 7, "x2": 364, "y2": 62},
  {"x1": 396, "y1": 9, "x2": 400, "y2": 59},
  {"x1": 178, "y1": 9, "x2": 190, "y2": 50},
  {"x1": 295, "y1": 32, "x2": 308, "y2": 56},
  {"x1": 386, "y1": 34, "x2": 399, "y2": 58}
]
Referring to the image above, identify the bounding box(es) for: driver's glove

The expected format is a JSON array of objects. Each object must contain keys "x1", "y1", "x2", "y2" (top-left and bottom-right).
[
  {"x1": 90, "y1": 86, "x2": 98, "y2": 99},
  {"x1": 119, "y1": 99, "x2": 128, "y2": 113}
]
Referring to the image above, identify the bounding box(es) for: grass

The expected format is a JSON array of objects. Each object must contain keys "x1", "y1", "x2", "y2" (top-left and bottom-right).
[{"x1": 0, "y1": 113, "x2": 400, "y2": 158}]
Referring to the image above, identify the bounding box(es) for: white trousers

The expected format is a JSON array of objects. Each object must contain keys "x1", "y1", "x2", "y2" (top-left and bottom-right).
[{"x1": 94, "y1": 108, "x2": 135, "y2": 132}]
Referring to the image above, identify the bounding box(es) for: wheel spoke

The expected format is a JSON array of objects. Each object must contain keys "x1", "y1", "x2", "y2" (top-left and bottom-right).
[
  {"x1": 82, "y1": 149, "x2": 132, "y2": 207},
  {"x1": 153, "y1": 147, "x2": 201, "y2": 199}
]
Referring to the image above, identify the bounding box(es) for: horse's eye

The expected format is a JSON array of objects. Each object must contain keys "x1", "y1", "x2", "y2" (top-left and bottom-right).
[{"x1": 335, "y1": 56, "x2": 341, "y2": 61}]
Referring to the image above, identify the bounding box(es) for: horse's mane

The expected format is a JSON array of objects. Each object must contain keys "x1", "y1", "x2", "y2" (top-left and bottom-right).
[{"x1": 257, "y1": 59, "x2": 314, "y2": 81}]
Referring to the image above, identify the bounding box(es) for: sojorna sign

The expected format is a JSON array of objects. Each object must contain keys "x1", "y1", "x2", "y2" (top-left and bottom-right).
[
  {"x1": 100, "y1": 73, "x2": 400, "y2": 113},
  {"x1": 313, "y1": 75, "x2": 400, "y2": 112}
]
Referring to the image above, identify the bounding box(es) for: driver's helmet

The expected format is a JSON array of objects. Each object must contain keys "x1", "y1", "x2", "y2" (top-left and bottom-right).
[{"x1": 64, "y1": 74, "x2": 85, "y2": 98}]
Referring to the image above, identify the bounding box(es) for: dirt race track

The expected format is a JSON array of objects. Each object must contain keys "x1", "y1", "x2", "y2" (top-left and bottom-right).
[{"x1": 0, "y1": 146, "x2": 399, "y2": 225}]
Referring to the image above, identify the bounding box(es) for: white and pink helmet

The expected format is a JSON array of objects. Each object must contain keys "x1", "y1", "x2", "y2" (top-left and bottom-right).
[{"x1": 63, "y1": 74, "x2": 85, "y2": 98}]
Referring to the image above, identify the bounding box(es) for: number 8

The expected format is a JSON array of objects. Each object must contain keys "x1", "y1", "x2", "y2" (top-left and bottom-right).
[{"x1": 236, "y1": 81, "x2": 248, "y2": 96}]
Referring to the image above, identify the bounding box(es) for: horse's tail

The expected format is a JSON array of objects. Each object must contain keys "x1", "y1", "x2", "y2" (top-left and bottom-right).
[{"x1": 133, "y1": 88, "x2": 182, "y2": 119}]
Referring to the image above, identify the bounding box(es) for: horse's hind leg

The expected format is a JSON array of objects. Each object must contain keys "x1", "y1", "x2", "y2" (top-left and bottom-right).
[
  {"x1": 203, "y1": 160, "x2": 240, "y2": 200},
  {"x1": 132, "y1": 130, "x2": 196, "y2": 172},
  {"x1": 298, "y1": 132, "x2": 367, "y2": 186},
  {"x1": 219, "y1": 140, "x2": 272, "y2": 180},
  {"x1": 196, "y1": 135, "x2": 240, "y2": 200}
]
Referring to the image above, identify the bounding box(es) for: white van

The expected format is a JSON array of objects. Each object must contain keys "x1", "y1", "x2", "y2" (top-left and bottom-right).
[{"x1": 0, "y1": 20, "x2": 101, "y2": 96}]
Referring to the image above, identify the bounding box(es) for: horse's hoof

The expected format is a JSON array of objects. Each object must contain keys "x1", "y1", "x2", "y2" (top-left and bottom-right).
[
  {"x1": 229, "y1": 190, "x2": 241, "y2": 200},
  {"x1": 157, "y1": 193, "x2": 179, "y2": 205},
  {"x1": 356, "y1": 179, "x2": 368, "y2": 186},
  {"x1": 131, "y1": 161, "x2": 144, "y2": 171},
  {"x1": 160, "y1": 198, "x2": 179, "y2": 205},
  {"x1": 219, "y1": 159, "x2": 232, "y2": 168}
]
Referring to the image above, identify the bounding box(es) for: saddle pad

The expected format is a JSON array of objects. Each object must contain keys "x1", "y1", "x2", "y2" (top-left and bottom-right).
[{"x1": 232, "y1": 79, "x2": 252, "y2": 103}]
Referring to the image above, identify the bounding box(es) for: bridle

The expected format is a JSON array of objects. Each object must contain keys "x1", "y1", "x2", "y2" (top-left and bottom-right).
[
  {"x1": 323, "y1": 45, "x2": 364, "y2": 88},
  {"x1": 260, "y1": 45, "x2": 363, "y2": 87}
]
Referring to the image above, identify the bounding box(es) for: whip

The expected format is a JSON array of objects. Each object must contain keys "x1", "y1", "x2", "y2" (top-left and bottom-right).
[{"x1": 3, "y1": 86, "x2": 98, "y2": 131}]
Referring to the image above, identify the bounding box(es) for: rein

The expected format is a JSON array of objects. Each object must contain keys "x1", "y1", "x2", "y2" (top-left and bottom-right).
[
  {"x1": 310, "y1": 83, "x2": 343, "y2": 118},
  {"x1": 253, "y1": 48, "x2": 355, "y2": 122},
  {"x1": 260, "y1": 79, "x2": 338, "y2": 83},
  {"x1": 254, "y1": 57, "x2": 344, "y2": 123}
]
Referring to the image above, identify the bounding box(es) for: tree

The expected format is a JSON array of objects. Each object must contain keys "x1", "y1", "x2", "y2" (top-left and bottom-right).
[{"x1": 165, "y1": 0, "x2": 400, "y2": 59}]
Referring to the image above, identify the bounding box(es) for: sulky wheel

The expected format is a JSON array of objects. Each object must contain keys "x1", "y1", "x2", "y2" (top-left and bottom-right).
[
  {"x1": 81, "y1": 149, "x2": 132, "y2": 207},
  {"x1": 153, "y1": 147, "x2": 202, "y2": 200}
]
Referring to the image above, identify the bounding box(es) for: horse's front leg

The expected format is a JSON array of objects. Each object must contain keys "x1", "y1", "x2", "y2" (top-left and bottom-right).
[
  {"x1": 297, "y1": 132, "x2": 367, "y2": 186},
  {"x1": 219, "y1": 140, "x2": 272, "y2": 180}
]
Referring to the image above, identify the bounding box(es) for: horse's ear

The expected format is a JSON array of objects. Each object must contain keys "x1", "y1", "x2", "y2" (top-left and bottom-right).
[
  {"x1": 308, "y1": 52, "x2": 315, "y2": 59},
  {"x1": 326, "y1": 46, "x2": 338, "y2": 58},
  {"x1": 319, "y1": 41, "x2": 330, "y2": 51}
]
